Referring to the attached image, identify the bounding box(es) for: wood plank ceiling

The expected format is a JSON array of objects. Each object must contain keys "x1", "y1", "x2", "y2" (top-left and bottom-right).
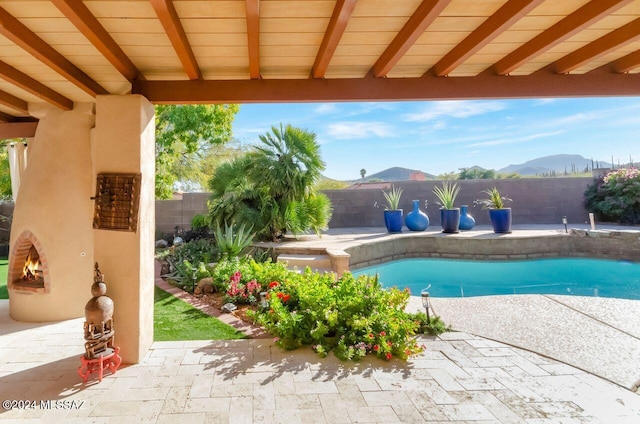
[{"x1": 0, "y1": 0, "x2": 639, "y2": 124}]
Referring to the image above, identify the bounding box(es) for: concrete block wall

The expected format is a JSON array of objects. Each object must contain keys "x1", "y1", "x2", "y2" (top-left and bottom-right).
[
  {"x1": 323, "y1": 178, "x2": 593, "y2": 228},
  {"x1": 154, "y1": 178, "x2": 594, "y2": 232},
  {"x1": 155, "y1": 192, "x2": 210, "y2": 235}
]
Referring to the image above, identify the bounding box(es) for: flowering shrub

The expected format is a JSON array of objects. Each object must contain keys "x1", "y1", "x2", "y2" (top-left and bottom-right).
[
  {"x1": 225, "y1": 271, "x2": 262, "y2": 304},
  {"x1": 250, "y1": 269, "x2": 426, "y2": 361},
  {"x1": 585, "y1": 168, "x2": 640, "y2": 224}
]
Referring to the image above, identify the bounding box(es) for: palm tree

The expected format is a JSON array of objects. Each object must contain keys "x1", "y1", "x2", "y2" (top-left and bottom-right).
[
  {"x1": 208, "y1": 124, "x2": 332, "y2": 241},
  {"x1": 360, "y1": 168, "x2": 366, "y2": 182},
  {"x1": 249, "y1": 124, "x2": 324, "y2": 202}
]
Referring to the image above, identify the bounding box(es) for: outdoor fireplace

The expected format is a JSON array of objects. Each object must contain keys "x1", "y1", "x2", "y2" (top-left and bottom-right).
[
  {"x1": 8, "y1": 231, "x2": 49, "y2": 293},
  {"x1": 8, "y1": 103, "x2": 95, "y2": 322}
]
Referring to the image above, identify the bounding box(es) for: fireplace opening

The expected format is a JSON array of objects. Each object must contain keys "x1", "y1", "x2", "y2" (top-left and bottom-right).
[
  {"x1": 8, "y1": 230, "x2": 50, "y2": 293},
  {"x1": 16, "y1": 245, "x2": 44, "y2": 288}
]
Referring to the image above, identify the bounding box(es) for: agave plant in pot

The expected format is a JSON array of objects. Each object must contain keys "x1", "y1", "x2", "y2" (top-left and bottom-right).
[
  {"x1": 382, "y1": 185, "x2": 403, "y2": 233},
  {"x1": 476, "y1": 187, "x2": 512, "y2": 233},
  {"x1": 433, "y1": 181, "x2": 460, "y2": 233}
]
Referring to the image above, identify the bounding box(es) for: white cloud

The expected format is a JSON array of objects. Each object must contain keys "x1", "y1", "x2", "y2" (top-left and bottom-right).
[
  {"x1": 468, "y1": 130, "x2": 564, "y2": 148},
  {"x1": 403, "y1": 100, "x2": 507, "y2": 122},
  {"x1": 326, "y1": 121, "x2": 394, "y2": 139},
  {"x1": 343, "y1": 102, "x2": 398, "y2": 117},
  {"x1": 314, "y1": 103, "x2": 337, "y2": 114},
  {"x1": 533, "y1": 98, "x2": 555, "y2": 106}
]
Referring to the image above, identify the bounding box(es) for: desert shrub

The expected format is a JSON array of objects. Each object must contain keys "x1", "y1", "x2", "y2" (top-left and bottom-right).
[
  {"x1": 214, "y1": 222, "x2": 255, "y2": 258},
  {"x1": 161, "y1": 238, "x2": 217, "y2": 292},
  {"x1": 409, "y1": 312, "x2": 450, "y2": 336},
  {"x1": 585, "y1": 168, "x2": 640, "y2": 224}
]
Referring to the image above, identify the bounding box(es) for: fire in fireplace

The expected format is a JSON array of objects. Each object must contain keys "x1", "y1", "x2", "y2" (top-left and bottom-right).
[{"x1": 21, "y1": 245, "x2": 43, "y2": 285}]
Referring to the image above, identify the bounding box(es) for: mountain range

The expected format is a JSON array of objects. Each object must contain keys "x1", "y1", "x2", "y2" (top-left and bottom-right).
[
  {"x1": 356, "y1": 154, "x2": 632, "y2": 182},
  {"x1": 498, "y1": 154, "x2": 613, "y2": 175}
]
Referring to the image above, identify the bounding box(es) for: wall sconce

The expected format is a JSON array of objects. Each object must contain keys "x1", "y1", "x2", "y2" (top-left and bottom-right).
[
  {"x1": 421, "y1": 286, "x2": 432, "y2": 322},
  {"x1": 562, "y1": 216, "x2": 568, "y2": 233}
]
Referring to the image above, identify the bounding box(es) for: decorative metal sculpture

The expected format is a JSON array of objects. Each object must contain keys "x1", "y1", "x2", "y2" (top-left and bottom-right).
[{"x1": 78, "y1": 262, "x2": 122, "y2": 382}]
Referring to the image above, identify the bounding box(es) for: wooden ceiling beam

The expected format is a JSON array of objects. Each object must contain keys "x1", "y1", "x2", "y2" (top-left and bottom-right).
[
  {"x1": 0, "y1": 60, "x2": 73, "y2": 110},
  {"x1": 372, "y1": 0, "x2": 451, "y2": 77},
  {"x1": 554, "y1": 18, "x2": 640, "y2": 74},
  {"x1": 612, "y1": 49, "x2": 640, "y2": 73},
  {"x1": 489, "y1": 0, "x2": 634, "y2": 76},
  {"x1": 150, "y1": 0, "x2": 201, "y2": 80},
  {"x1": 312, "y1": 0, "x2": 358, "y2": 79},
  {"x1": 0, "y1": 89, "x2": 29, "y2": 115},
  {"x1": 51, "y1": 0, "x2": 141, "y2": 81},
  {"x1": 0, "y1": 121, "x2": 38, "y2": 138},
  {"x1": 431, "y1": 0, "x2": 544, "y2": 77},
  {"x1": 0, "y1": 6, "x2": 108, "y2": 97},
  {"x1": 0, "y1": 111, "x2": 14, "y2": 122},
  {"x1": 246, "y1": 0, "x2": 261, "y2": 79},
  {"x1": 132, "y1": 72, "x2": 640, "y2": 103}
]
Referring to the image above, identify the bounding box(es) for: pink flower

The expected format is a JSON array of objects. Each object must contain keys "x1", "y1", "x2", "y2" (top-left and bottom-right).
[{"x1": 379, "y1": 331, "x2": 386, "y2": 336}]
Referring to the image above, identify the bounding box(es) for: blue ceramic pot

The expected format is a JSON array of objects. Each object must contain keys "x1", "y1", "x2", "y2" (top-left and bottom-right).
[
  {"x1": 384, "y1": 210, "x2": 403, "y2": 233},
  {"x1": 405, "y1": 200, "x2": 429, "y2": 231},
  {"x1": 458, "y1": 205, "x2": 475, "y2": 231},
  {"x1": 489, "y1": 208, "x2": 512, "y2": 233},
  {"x1": 440, "y1": 208, "x2": 460, "y2": 234}
]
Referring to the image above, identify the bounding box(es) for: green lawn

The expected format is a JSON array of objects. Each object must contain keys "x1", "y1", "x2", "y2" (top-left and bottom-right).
[
  {"x1": 1, "y1": 263, "x2": 244, "y2": 341},
  {"x1": 154, "y1": 286, "x2": 246, "y2": 341},
  {"x1": 0, "y1": 256, "x2": 7, "y2": 299}
]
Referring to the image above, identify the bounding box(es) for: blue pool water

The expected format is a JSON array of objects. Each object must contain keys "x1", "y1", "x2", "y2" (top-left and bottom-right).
[{"x1": 352, "y1": 258, "x2": 640, "y2": 300}]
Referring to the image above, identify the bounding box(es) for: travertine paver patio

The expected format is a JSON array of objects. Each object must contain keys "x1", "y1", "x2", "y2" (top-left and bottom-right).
[{"x1": 1, "y1": 299, "x2": 640, "y2": 423}]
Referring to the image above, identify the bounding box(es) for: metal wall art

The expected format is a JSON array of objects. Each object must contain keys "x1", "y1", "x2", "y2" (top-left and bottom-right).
[{"x1": 92, "y1": 173, "x2": 141, "y2": 232}]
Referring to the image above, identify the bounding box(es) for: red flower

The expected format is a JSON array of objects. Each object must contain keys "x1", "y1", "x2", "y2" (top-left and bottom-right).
[
  {"x1": 269, "y1": 281, "x2": 279, "y2": 288},
  {"x1": 387, "y1": 341, "x2": 392, "y2": 347},
  {"x1": 373, "y1": 344, "x2": 379, "y2": 351},
  {"x1": 282, "y1": 294, "x2": 291, "y2": 302},
  {"x1": 385, "y1": 352, "x2": 392, "y2": 360},
  {"x1": 276, "y1": 292, "x2": 284, "y2": 299},
  {"x1": 379, "y1": 331, "x2": 386, "y2": 336},
  {"x1": 368, "y1": 333, "x2": 374, "y2": 339}
]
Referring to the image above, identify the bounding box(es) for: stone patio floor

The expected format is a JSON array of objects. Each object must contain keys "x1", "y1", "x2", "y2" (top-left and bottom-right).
[{"x1": 1, "y1": 225, "x2": 639, "y2": 423}]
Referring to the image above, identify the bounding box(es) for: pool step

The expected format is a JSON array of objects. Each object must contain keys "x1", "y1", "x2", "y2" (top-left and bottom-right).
[{"x1": 277, "y1": 253, "x2": 333, "y2": 274}]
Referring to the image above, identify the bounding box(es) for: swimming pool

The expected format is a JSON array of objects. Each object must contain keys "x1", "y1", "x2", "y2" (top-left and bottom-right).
[{"x1": 352, "y1": 258, "x2": 640, "y2": 300}]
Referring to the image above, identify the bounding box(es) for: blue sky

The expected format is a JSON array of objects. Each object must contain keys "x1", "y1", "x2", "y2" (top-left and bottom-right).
[{"x1": 231, "y1": 97, "x2": 640, "y2": 181}]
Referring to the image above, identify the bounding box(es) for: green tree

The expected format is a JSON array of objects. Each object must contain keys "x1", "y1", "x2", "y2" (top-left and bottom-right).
[
  {"x1": 208, "y1": 124, "x2": 332, "y2": 241},
  {"x1": 0, "y1": 146, "x2": 13, "y2": 200},
  {"x1": 458, "y1": 167, "x2": 496, "y2": 179},
  {"x1": 155, "y1": 104, "x2": 239, "y2": 199}
]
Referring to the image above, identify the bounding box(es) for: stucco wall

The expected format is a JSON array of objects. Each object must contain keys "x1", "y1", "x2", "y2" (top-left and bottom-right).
[
  {"x1": 155, "y1": 178, "x2": 594, "y2": 232},
  {"x1": 9, "y1": 103, "x2": 96, "y2": 322}
]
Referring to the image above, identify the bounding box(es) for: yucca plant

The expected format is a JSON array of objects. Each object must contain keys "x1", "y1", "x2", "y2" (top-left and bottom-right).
[
  {"x1": 214, "y1": 222, "x2": 255, "y2": 258},
  {"x1": 433, "y1": 181, "x2": 460, "y2": 209},
  {"x1": 476, "y1": 187, "x2": 511, "y2": 209},
  {"x1": 382, "y1": 185, "x2": 403, "y2": 210}
]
